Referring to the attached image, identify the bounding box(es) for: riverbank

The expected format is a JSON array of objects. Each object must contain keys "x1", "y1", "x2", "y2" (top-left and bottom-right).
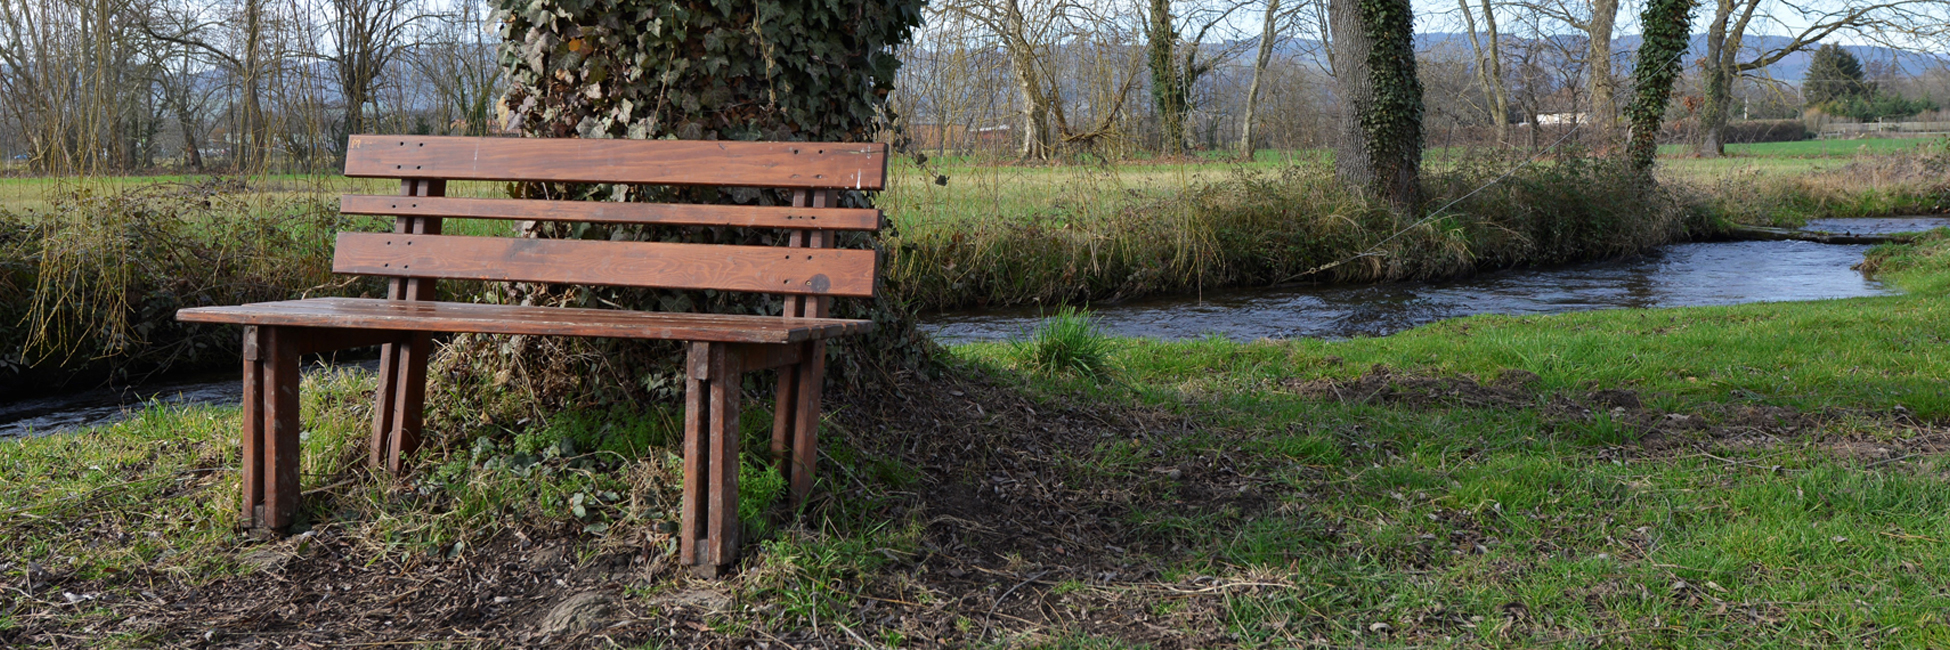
[
  {"x1": 4, "y1": 146, "x2": 1944, "y2": 388},
  {"x1": 4, "y1": 232, "x2": 1946, "y2": 646}
]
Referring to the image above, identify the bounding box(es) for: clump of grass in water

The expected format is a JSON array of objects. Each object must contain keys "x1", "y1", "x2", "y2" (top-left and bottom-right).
[{"x1": 1013, "y1": 307, "x2": 1114, "y2": 379}]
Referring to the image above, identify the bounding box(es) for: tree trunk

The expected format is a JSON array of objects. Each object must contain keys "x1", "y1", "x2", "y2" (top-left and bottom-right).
[
  {"x1": 1238, "y1": 0, "x2": 1281, "y2": 160},
  {"x1": 241, "y1": 0, "x2": 263, "y2": 170},
  {"x1": 1148, "y1": 0, "x2": 1186, "y2": 156},
  {"x1": 490, "y1": 0, "x2": 929, "y2": 402},
  {"x1": 1458, "y1": 0, "x2": 1507, "y2": 143},
  {"x1": 1003, "y1": 0, "x2": 1056, "y2": 159},
  {"x1": 1328, "y1": 0, "x2": 1423, "y2": 210},
  {"x1": 1623, "y1": 0, "x2": 1693, "y2": 172},
  {"x1": 176, "y1": 104, "x2": 203, "y2": 170},
  {"x1": 1009, "y1": 48, "x2": 1057, "y2": 160},
  {"x1": 1586, "y1": 0, "x2": 1619, "y2": 148},
  {"x1": 1696, "y1": 0, "x2": 1734, "y2": 157}
]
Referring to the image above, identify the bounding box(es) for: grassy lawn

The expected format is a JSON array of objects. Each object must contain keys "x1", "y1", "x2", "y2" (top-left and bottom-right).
[
  {"x1": 3, "y1": 225, "x2": 1946, "y2": 646},
  {"x1": 1657, "y1": 138, "x2": 1938, "y2": 159}
]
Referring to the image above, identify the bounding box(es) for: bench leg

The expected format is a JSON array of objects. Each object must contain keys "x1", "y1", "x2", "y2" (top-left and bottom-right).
[
  {"x1": 681, "y1": 342, "x2": 743, "y2": 578},
  {"x1": 370, "y1": 332, "x2": 431, "y2": 473},
  {"x1": 771, "y1": 340, "x2": 826, "y2": 508},
  {"x1": 240, "y1": 326, "x2": 302, "y2": 533}
]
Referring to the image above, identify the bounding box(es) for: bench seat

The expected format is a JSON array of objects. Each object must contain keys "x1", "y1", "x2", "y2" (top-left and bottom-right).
[{"x1": 180, "y1": 297, "x2": 872, "y2": 344}]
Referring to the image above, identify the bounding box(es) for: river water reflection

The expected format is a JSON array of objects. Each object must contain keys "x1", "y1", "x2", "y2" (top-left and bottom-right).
[{"x1": 921, "y1": 239, "x2": 1896, "y2": 343}]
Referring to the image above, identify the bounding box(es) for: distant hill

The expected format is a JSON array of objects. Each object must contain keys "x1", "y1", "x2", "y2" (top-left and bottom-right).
[{"x1": 1262, "y1": 33, "x2": 1947, "y2": 83}]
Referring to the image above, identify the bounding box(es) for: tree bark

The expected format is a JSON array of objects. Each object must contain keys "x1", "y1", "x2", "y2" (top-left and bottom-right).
[
  {"x1": 1148, "y1": 0, "x2": 1186, "y2": 155},
  {"x1": 1458, "y1": 0, "x2": 1507, "y2": 143},
  {"x1": 1696, "y1": 0, "x2": 1737, "y2": 157},
  {"x1": 1329, "y1": 0, "x2": 1423, "y2": 210},
  {"x1": 241, "y1": 0, "x2": 264, "y2": 170},
  {"x1": 1623, "y1": 0, "x2": 1693, "y2": 172},
  {"x1": 1586, "y1": 0, "x2": 1619, "y2": 148},
  {"x1": 1002, "y1": 0, "x2": 1058, "y2": 159},
  {"x1": 1238, "y1": 0, "x2": 1281, "y2": 159}
]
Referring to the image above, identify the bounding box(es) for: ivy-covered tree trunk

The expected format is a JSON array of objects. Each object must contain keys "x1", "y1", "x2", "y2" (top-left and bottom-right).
[
  {"x1": 1623, "y1": 0, "x2": 1694, "y2": 172},
  {"x1": 1147, "y1": 0, "x2": 1187, "y2": 156},
  {"x1": 481, "y1": 0, "x2": 927, "y2": 405},
  {"x1": 1328, "y1": 0, "x2": 1423, "y2": 211}
]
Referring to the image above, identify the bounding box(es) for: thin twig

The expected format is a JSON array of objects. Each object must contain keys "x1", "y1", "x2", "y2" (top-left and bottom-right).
[
  {"x1": 835, "y1": 621, "x2": 884, "y2": 650},
  {"x1": 981, "y1": 569, "x2": 1051, "y2": 638}
]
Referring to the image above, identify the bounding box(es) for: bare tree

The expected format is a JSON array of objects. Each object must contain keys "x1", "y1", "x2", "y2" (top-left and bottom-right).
[
  {"x1": 320, "y1": 0, "x2": 426, "y2": 153},
  {"x1": 1458, "y1": 0, "x2": 1511, "y2": 142},
  {"x1": 0, "y1": 0, "x2": 156, "y2": 174},
  {"x1": 1146, "y1": 0, "x2": 1249, "y2": 155},
  {"x1": 1509, "y1": 0, "x2": 1623, "y2": 146},
  {"x1": 1695, "y1": 0, "x2": 1949, "y2": 156},
  {"x1": 409, "y1": 0, "x2": 500, "y2": 136},
  {"x1": 1238, "y1": 0, "x2": 1284, "y2": 158},
  {"x1": 933, "y1": 0, "x2": 1077, "y2": 158}
]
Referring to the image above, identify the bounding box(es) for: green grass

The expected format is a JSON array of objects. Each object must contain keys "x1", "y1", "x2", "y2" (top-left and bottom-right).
[
  {"x1": 1012, "y1": 307, "x2": 1115, "y2": 379},
  {"x1": 930, "y1": 233, "x2": 1950, "y2": 645},
  {"x1": 7, "y1": 231, "x2": 1947, "y2": 646},
  {"x1": 1658, "y1": 137, "x2": 1936, "y2": 159}
]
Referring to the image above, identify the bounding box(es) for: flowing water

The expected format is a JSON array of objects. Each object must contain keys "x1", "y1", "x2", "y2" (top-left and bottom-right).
[
  {"x1": 922, "y1": 214, "x2": 1950, "y2": 344},
  {"x1": 6, "y1": 217, "x2": 1945, "y2": 437}
]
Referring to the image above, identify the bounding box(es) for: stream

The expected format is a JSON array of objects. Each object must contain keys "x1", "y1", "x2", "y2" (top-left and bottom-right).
[
  {"x1": 922, "y1": 216, "x2": 1949, "y2": 343},
  {"x1": 5, "y1": 217, "x2": 1945, "y2": 438}
]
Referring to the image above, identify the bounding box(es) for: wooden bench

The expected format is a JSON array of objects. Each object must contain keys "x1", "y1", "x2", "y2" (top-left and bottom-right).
[{"x1": 177, "y1": 135, "x2": 886, "y2": 577}]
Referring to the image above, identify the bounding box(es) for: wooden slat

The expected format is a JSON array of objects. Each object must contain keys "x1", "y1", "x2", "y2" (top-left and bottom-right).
[
  {"x1": 178, "y1": 298, "x2": 873, "y2": 344},
  {"x1": 344, "y1": 135, "x2": 887, "y2": 190},
  {"x1": 330, "y1": 233, "x2": 876, "y2": 298},
  {"x1": 340, "y1": 195, "x2": 883, "y2": 232}
]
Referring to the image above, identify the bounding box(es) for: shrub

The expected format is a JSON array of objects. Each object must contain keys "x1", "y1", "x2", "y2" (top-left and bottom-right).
[{"x1": 1721, "y1": 119, "x2": 1812, "y2": 144}]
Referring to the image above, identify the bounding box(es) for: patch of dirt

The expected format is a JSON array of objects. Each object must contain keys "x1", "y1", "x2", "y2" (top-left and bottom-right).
[
  {"x1": 1286, "y1": 365, "x2": 1540, "y2": 410},
  {"x1": 5, "y1": 368, "x2": 1281, "y2": 648},
  {"x1": 1287, "y1": 366, "x2": 1950, "y2": 462}
]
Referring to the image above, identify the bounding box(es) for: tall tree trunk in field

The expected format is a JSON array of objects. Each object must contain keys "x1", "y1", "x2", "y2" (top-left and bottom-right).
[
  {"x1": 1458, "y1": 0, "x2": 1506, "y2": 143},
  {"x1": 1696, "y1": 0, "x2": 1736, "y2": 157},
  {"x1": 1624, "y1": 0, "x2": 1694, "y2": 171},
  {"x1": 1002, "y1": 0, "x2": 1059, "y2": 159},
  {"x1": 1586, "y1": 0, "x2": 1619, "y2": 147},
  {"x1": 1148, "y1": 0, "x2": 1187, "y2": 155},
  {"x1": 1238, "y1": 0, "x2": 1281, "y2": 160},
  {"x1": 1329, "y1": 0, "x2": 1423, "y2": 210},
  {"x1": 241, "y1": 0, "x2": 264, "y2": 170}
]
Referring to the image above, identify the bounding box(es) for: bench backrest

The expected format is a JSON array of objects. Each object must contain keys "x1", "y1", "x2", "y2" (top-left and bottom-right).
[{"x1": 335, "y1": 135, "x2": 887, "y2": 315}]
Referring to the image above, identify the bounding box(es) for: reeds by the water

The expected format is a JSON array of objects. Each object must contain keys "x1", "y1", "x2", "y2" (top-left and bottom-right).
[
  {"x1": 0, "y1": 179, "x2": 380, "y2": 389},
  {"x1": 886, "y1": 152, "x2": 1705, "y2": 312}
]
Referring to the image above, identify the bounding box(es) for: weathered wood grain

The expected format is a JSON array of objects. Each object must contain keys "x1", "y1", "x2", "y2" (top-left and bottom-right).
[
  {"x1": 178, "y1": 297, "x2": 873, "y2": 343},
  {"x1": 331, "y1": 233, "x2": 877, "y2": 298},
  {"x1": 344, "y1": 135, "x2": 887, "y2": 190},
  {"x1": 340, "y1": 195, "x2": 883, "y2": 231}
]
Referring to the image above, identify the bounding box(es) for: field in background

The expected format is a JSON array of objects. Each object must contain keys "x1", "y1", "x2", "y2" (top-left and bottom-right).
[{"x1": 2, "y1": 137, "x2": 1936, "y2": 216}]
